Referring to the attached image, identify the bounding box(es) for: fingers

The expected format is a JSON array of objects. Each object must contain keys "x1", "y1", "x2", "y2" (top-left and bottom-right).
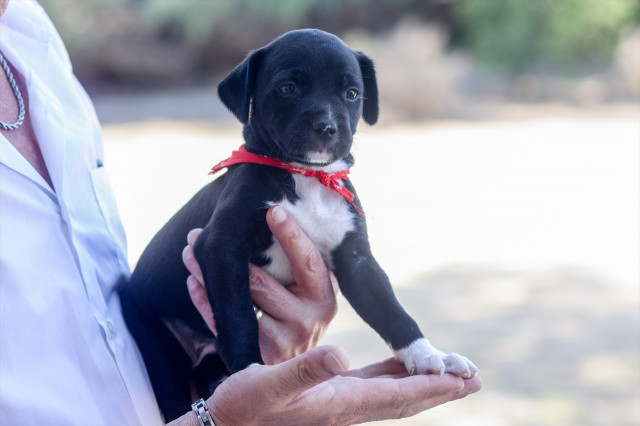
[
  {"x1": 269, "y1": 345, "x2": 350, "y2": 395},
  {"x1": 328, "y1": 271, "x2": 340, "y2": 296},
  {"x1": 184, "y1": 214, "x2": 338, "y2": 365},
  {"x1": 405, "y1": 373, "x2": 482, "y2": 409},
  {"x1": 250, "y1": 208, "x2": 338, "y2": 363},
  {"x1": 266, "y1": 206, "x2": 334, "y2": 301},
  {"x1": 398, "y1": 374, "x2": 482, "y2": 416},
  {"x1": 343, "y1": 357, "x2": 408, "y2": 379},
  {"x1": 459, "y1": 374, "x2": 483, "y2": 396},
  {"x1": 248, "y1": 264, "x2": 298, "y2": 321},
  {"x1": 342, "y1": 373, "x2": 482, "y2": 423},
  {"x1": 183, "y1": 228, "x2": 203, "y2": 280},
  {"x1": 183, "y1": 228, "x2": 217, "y2": 334},
  {"x1": 187, "y1": 274, "x2": 217, "y2": 335},
  {"x1": 187, "y1": 227, "x2": 202, "y2": 247},
  {"x1": 249, "y1": 264, "x2": 326, "y2": 364}
]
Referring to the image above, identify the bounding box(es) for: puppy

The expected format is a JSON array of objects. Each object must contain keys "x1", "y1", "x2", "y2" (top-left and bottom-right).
[{"x1": 119, "y1": 29, "x2": 477, "y2": 421}]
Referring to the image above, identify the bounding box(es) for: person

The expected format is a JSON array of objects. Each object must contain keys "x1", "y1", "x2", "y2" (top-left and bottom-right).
[{"x1": 0, "y1": 1, "x2": 481, "y2": 425}]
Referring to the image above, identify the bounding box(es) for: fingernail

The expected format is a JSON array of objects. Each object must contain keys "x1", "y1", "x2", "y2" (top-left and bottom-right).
[
  {"x1": 272, "y1": 206, "x2": 287, "y2": 224},
  {"x1": 323, "y1": 352, "x2": 346, "y2": 376},
  {"x1": 186, "y1": 275, "x2": 197, "y2": 291},
  {"x1": 248, "y1": 268, "x2": 264, "y2": 287}
]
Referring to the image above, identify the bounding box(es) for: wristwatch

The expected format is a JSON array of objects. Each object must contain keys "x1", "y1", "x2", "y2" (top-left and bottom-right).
[{"x1": 191, "y1": 398, "x2": 216, "y2": 426}]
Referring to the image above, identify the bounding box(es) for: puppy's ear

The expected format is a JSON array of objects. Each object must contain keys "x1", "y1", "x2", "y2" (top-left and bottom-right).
[
  {"x1": 218, "y1": 49, "x2": 264, "y2": 124},
  {"x1": 356, "y1": 52, "x2": 379, "y2": 125}
]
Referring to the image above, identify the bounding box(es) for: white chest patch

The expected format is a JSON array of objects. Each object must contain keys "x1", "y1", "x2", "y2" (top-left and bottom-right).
[{"x1": 263, "y1": 160, "x2": 355, "y2": 284}]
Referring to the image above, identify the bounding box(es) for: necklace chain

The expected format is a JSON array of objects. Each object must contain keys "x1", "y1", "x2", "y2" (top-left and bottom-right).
[{"x1": 0, "y1": 53, "x2": 26, "y2": 131}]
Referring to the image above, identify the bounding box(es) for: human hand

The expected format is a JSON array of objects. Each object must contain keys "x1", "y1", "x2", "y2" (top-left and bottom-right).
[
  {"x1": 182, "y1": 206, "x2": 338, "y2": 364},
  {"x1": 207, "y1": 345, "x2": 482, "y2": 425}
]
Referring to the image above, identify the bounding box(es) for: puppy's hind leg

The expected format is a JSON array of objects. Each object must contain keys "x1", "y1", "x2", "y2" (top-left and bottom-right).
[
  {"x1": 193, "y1": 353, "x2": 229, "y2": 398},
  {"x1": 119, "y1": 292, "x2": 193, "y2": 422}
]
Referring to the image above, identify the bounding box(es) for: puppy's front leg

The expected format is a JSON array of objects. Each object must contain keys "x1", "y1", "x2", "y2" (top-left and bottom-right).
[
  {"x1": 333, "y1": 232, "x2": 477, "y2": 378},
  {"x1": 192, "y1": 209, "x2": 267, "y2": 374}
]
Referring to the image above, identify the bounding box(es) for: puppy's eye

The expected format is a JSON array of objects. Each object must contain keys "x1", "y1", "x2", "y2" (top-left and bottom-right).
[
  {"x1": 279, "y1": 83, "x2": 296, "y2": 96},
  {"x1": 346, "y1": 89, "x2": 359, "y2": 100}
]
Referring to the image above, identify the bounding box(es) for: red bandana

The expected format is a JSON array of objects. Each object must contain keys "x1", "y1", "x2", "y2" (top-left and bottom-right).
[{"x1": 210, "y1": 145, "x2": 364, "y2": 215}]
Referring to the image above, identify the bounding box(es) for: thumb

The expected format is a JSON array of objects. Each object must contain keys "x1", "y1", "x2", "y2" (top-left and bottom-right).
[{"x1": 272, "y1": 345, "x2": 350, "y2": 395}]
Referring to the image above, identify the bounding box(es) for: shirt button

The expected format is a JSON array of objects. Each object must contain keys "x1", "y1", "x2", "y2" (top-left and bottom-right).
[{"x1": 106, "y1": 320, "x2": 115, "y2": 336}]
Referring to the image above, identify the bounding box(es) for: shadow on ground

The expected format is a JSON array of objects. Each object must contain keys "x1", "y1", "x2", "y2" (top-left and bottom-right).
[{"x1": 323, "y1": 265, "x2": 640, "y2": 425}]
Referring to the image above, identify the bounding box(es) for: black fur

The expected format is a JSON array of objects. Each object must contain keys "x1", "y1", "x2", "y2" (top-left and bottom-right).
[{"x1": 119, "y1": 29, "x2": 423, "y2": 421}]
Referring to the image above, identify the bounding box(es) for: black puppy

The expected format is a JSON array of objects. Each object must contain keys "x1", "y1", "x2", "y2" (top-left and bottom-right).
[{"x1": 120, "y1": 29, "x2": 477, "y2": 421}]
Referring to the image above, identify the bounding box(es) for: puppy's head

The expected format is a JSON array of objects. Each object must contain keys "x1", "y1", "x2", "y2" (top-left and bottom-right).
[{"x1": 218, "y1": 29, "x2": 378, "y2": 166}]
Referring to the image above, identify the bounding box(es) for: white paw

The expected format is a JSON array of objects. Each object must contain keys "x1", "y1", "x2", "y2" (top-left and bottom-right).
[{"x1": 393, "y1": 337, "x2": 478, "y2": 379}]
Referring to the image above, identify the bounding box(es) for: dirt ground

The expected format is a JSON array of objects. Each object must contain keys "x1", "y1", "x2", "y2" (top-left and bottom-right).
[{"x1": 101, "y1": 99, "x2": 639, "y2": 425}]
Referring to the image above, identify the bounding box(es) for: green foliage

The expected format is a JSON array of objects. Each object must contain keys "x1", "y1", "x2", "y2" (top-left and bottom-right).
[{"x1": 453, "y1": 0, "x2": 639, "y2": 73}]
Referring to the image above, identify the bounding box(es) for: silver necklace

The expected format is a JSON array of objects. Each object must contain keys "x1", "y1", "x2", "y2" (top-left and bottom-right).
[{"x1": 0, "y1": 52, "x2": 25, "y2": 131}]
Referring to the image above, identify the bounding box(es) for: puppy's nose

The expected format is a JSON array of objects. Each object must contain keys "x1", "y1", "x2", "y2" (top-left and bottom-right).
[{"x1": 313, "y1": 119, "x2": 337, "y2": 136}]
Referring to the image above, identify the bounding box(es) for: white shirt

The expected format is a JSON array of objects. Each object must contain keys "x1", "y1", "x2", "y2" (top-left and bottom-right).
[{"x1": 0, "y1": 1, "x2": 163, "y2": 424}]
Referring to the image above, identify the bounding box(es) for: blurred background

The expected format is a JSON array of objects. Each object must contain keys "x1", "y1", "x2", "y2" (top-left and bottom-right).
[{"x1": 40, "y1": 0, "x2": 639, "y2": 424}]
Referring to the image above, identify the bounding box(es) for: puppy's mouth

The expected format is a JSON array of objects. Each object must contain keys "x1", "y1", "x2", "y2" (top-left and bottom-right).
[
  {"x1": 280, "y1": 149, "x2": 337, "y2": 167},
  {"x1": 303, "y1": 150, "x2": 336, "y2": 166}
]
